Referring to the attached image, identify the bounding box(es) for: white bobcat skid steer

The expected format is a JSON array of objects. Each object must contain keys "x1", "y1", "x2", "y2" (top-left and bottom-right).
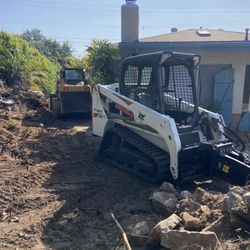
[{"x1": 92, "y1": 52, "x2": 250, "y2": 185}]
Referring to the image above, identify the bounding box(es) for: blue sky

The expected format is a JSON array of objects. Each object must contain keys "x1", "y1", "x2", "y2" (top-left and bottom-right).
[{"x1": 0, "y1": 0, "x2": 250, "y2": 56}]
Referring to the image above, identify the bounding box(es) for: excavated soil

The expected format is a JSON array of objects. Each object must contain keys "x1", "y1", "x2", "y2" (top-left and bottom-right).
[
  {"x1": 0, "y1": 88, "x2": 159, "y2": 250},
  {"x1": 0, "y1": 122, "x2": 158, "y2": 250},
  {"x1": 0, "y1": 87, "x2": 249, "y2": 250}
]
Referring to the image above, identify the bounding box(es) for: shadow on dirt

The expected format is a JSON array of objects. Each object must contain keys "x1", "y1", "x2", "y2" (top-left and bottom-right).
[
  {"x1": 26, "y1": 123, "x2": 157, "y2": 250},
  {"x1": 22, "y1": 109, "x2": 92, "y2": 131}
]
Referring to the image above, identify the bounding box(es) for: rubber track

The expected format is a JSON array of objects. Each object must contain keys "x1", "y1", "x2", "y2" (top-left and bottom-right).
[{"x1": 100, "y1": 126, "x2": 171, "y2": 183}]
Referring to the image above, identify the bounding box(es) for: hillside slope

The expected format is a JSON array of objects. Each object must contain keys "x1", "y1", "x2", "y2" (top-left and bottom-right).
[{"x1": 0, "y1": 31, "x2": 58, "y2": 93}]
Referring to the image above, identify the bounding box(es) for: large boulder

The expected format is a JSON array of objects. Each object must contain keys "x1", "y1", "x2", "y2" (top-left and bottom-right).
[
  {"x1": 150, "y1": 192, "x2": 178, "y2": 215},
  {"x1": 161, "y1": 230, "x2": 219, "y2": 250},
  {"x1": 149, "y1": 214, "x2": 182, "y2": 245}
]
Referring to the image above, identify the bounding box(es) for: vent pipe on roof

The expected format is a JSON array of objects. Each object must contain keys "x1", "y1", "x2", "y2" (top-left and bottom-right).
[
  {"x1": 121, "y1": 0, "x2": 139, "y2": 42},
  {"x1": 171, "y1": 28, "x2": 178, "y2": 33},
  {"x1": 245, "y1": 28, "x2": 249, "y2": 41}
]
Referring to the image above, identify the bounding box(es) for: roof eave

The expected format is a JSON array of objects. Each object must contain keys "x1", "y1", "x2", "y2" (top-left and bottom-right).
[{"x1": 119, "y1": 41, "x2": 250, "y2": 49}]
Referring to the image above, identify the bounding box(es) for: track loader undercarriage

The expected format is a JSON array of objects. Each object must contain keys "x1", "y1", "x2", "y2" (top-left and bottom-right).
[
  {"x1": 93, "y1": 52, "x2": 250, "y2": 186},
  {"x1": 100, "y1": 126, "x2": 171, "y2": 183}
]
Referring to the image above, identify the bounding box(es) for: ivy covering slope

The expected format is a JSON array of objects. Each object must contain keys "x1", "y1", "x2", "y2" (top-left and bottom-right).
[{"x1": 0, "y1": 31, "x2": 59, "y2": 93}]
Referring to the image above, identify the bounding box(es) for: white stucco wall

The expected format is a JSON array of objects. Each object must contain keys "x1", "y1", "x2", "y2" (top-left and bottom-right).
[{"x1": 197, "y1": 50, "x2": 248, "y2": 114}]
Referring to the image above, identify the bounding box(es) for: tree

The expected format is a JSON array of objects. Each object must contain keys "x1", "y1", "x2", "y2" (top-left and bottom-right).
[
  {"x1": 21, "y1": 28, "x2": 44, "y2": 42},
  {"x1": 21, "y1": 29, "x2": 73, "y2": 67},
  {"x1": 84, "y1": 39, "x2": 120, "y2": 86}
]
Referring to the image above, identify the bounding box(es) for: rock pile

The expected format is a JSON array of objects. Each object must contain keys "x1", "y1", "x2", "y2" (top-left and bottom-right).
[{"x1": 129, "y1": 182, "x2": 250, "y2": 250}]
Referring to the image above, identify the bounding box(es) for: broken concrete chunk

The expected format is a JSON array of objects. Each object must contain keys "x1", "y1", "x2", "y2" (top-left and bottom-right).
[
  {"x1": 150, "y1": 192, "x2": 178, "y2": 215},
  {"x1": 229, "y1": 186, "x2": 244, "y2": 195},
  {"x1": 182, "y1": 212, "x2": 202, "y2": 231},
  {"x1": 192, "y1": 187, "x2": 215, "y2": 205},
  {"x1": 231, "y1": 204, "x2": 250, "y2": 223},
  {"x1": 161, "y1": 230, "x2": 218, "y2": 250},
  {"x1": 219, "y1": 191, "x2": 244, "y2": 214},
  {"x1": 177, "y1": 198, "x2": 201, "y2": 214},
  {"x1": 203, "y1": 216, "x2": 227, "y2": 238},
  {"x1": 242, "y1": 192, "x2": 250, "y2": 209},
  {"x1": 149, "y1": 214, "x2": 182, "y2": 245},
  {"x1": 131, "y1": 220, "x2": 150, "y2": 236},
  {"x1": 200, "y1": 205, "x2": 211, "y2": 216},
  {"x1": 159, "y1": 182, "x2": 179, "y2": 197},
  {"x1": 199, "y1": 205, "x2": 212, "y2": 226}
]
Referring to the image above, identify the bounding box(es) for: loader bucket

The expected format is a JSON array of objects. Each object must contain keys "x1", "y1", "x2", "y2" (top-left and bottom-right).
[{"x1": 60, "y1": 91, "x2": 91, "y2": 114}]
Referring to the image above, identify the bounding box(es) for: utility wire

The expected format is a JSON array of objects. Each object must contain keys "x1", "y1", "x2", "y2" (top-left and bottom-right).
[{"x1": 0, "y1": 1, "x2": 249, "y2": 12}]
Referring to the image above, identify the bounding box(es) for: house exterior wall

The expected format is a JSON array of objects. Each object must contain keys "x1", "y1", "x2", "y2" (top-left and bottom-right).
[
  {"x1": 186, "y1": 49, "x2": 248, "y2": 129},
  {"x1": 119, "y1": 43, "x2": 250, "y2": 128},
  {"x1": 199, "y1": 64, "x2": 231, "y2": 108}
]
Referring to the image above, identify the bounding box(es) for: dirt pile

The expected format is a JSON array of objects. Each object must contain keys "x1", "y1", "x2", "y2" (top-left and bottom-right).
[
  {"x1": 0, "y1": 86, "x2": 50, "y2": 215},
  {"x1": 0, "y1": 86, "x2": 49, "y2": 163}
]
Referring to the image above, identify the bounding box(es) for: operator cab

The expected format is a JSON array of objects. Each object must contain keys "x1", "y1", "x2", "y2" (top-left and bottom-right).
[
  {"x1": 60, "y1": 68, "x2": 87, "y2": 85},
  {"x1": 120, "y1": 51, "x2": 200, "y2": 128}
]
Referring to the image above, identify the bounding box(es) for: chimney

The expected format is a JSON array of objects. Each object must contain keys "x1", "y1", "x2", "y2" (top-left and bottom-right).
[
  {"x1": 245, "y1": 28, "x2": 249, "y2": 41},
  {"x1": 121, "y1": 0, "x2": 139, "y2": 42}
]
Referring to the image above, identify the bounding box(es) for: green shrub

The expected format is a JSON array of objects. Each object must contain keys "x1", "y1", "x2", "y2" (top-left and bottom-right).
[{"x1": 0, "y1": 31, "x2": 59, "y2": 93}]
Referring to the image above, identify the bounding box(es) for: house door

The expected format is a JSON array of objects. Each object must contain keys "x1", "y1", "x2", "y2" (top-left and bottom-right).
[{"x1": 214, "y1": 68, "x2": 234, "y2": 125}]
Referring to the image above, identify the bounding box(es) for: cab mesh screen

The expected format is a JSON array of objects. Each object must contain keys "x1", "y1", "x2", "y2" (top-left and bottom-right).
[
  {"x1": 124, "y1": 66, "x2": 153, "y2": 100},
  {"x1": 161, "y1": 65, "x2": 194, "y2": 112}
]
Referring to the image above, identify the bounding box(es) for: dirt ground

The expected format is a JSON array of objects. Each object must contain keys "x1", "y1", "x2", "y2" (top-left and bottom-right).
[
  {"x1": 0, "y1": 95, "x2": 159, "y2": 249},
  {"x1": 0, "y1": 88, "x2": 250, "y2": 250}
]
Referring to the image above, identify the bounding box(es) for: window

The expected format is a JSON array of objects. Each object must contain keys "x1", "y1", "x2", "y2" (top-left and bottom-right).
[
  {"x1": 65, "y1": 69, "x2": 83, "y2": 81},
  {"x1": 125, "y1": 66, "x2": 138, "y2": 86},
  {"x1": 162, "y1": 64, "x2": 194, "y2": 112},
  {"x1": 123, "y1": 65, "x2": 154, "y2": 108},
  {"x1": 168, "y1": 65, "x2": 193, "y2": 104},
  {"x1": 141, "y1": 67, "x2": 152, "y2": 85}
]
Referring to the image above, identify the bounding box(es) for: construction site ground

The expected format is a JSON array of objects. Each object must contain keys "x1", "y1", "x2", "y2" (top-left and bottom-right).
[{"x1": 0, "y1": 88, "x2": 250, "y2": 250}]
